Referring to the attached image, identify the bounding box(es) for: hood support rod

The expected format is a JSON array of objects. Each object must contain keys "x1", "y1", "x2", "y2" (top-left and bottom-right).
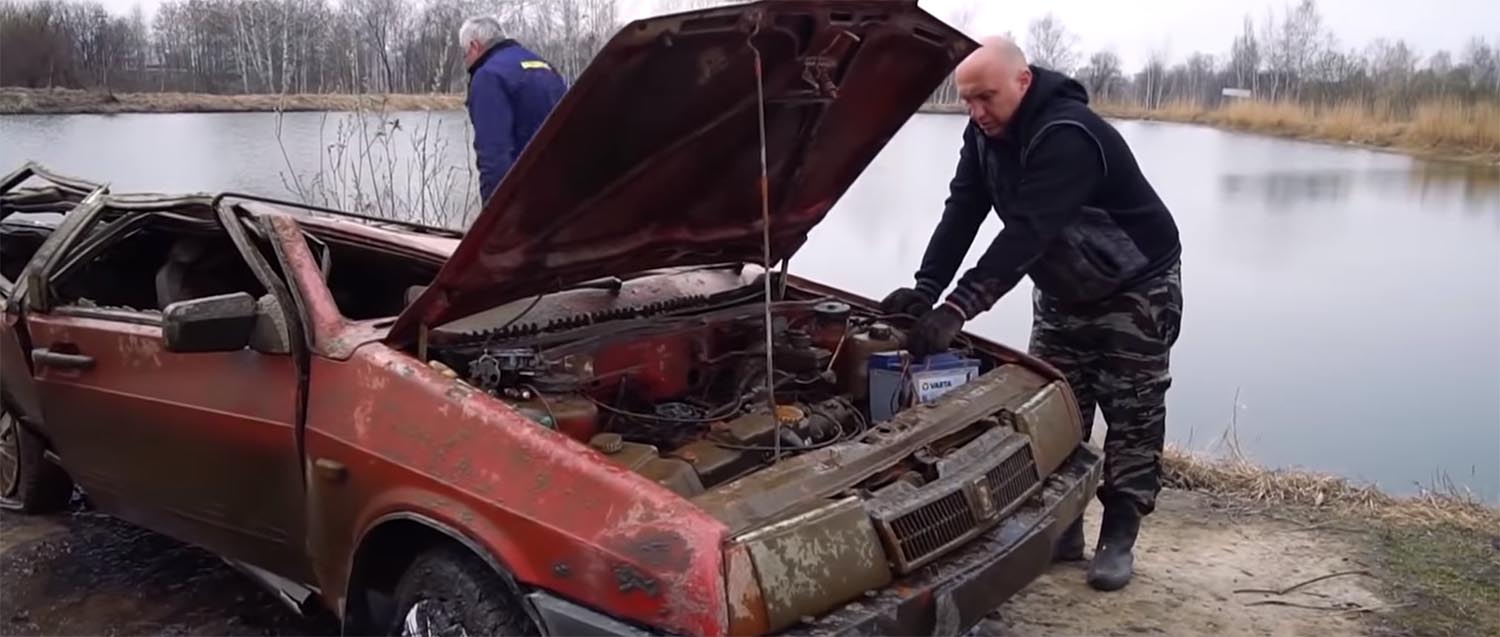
[{"x1": 748, "y1": 21, "x2": 782, "y2": 464}]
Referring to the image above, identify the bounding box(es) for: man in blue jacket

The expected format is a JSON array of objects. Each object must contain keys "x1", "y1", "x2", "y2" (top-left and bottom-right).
[{"x1": 460, "y1": 16, "x2": 567, "y2": 201}]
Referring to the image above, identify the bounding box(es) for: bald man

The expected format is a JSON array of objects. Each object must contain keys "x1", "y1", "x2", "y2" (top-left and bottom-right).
[{"x1": 881, "y1": 38, "x2": 1183, "y2": 591}]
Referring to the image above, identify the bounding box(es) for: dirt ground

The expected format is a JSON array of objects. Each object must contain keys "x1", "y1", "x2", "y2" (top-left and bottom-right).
[
  {"x1": 0, "y1": 508, "x2": 327, "y2": 635},
  {"x1": 979, "y1": 490, "x2": 1388, "y2": 637},
  {"x1": 0, "y1": 490, "x2": 1388, "y2": 636}
]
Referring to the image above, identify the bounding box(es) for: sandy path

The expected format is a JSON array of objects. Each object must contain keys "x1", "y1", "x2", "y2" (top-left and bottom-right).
[{"x1": 981, "y1": 489, "x2": 1387, "y2": 636}]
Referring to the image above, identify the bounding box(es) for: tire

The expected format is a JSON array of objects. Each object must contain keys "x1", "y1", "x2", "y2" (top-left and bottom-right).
[
  {"x1": 389, "y1": 544, "x2": 539, "y2": 637},
  {"x1": 0, "y1": 405, "x2": 74, "y2": 513}
]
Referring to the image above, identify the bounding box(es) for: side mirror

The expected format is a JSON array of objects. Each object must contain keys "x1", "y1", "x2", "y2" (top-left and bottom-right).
[
  {"x1": 248, "y1": 294, "x2": 293, "y2": 355},
  {"x1": 162, "y1": 292, "x2": 256, "y2": 353}
]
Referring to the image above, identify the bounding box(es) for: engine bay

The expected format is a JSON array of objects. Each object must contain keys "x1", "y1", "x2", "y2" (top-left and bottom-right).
[{"x1": 427, "y1": 295, "x2": 999, "y2": 498}]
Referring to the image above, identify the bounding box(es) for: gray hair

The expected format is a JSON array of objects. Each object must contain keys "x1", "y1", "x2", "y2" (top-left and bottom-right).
[{"x1": 458, "y1": 16, "x2": 504, "y2": 49}]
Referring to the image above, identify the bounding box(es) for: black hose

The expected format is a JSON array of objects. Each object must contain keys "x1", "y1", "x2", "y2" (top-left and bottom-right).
[{"x1": 586, "y1": 393, "x2": 743, "y2": 424}]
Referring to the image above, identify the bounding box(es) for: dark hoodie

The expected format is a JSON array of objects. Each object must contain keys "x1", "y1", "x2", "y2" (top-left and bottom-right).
[{"x1": 912, "y1": 66, "x2": 1181, "y2": 315}]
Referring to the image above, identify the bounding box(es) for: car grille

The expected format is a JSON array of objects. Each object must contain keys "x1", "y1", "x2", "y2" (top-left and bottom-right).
[
  {"x1": 871, "y1": 440, "x2": 1040, "y2": 573},
  {"x1": 887, "y1": 490, "x2": 976, "y2": 565},
  {"x1": 985, "y1": 444, "x2": 1038, "y2": 509}
]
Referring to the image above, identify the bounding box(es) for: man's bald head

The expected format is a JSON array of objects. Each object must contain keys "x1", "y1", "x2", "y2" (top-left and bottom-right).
[
  {"x1": 957, "y1": 37, "x2": 1027, "y2": 77},
  {"x1": 955, "y1": 36, "x2": 1033, "y2": 137}
]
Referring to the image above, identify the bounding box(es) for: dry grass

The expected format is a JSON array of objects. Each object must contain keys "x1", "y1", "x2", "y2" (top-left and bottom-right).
[
  {"x1": 1409, "y1": 99, "x2": 1500, "y2": 152},
  {"x1": 1151, "y1": 98, "x2": 1205, "y2": 122},
  {"x1": 1095, "y1": 97, "x2": 1500, "y2": 162},
  {"x1": 0, "y1": 87, "x2": 462, "y2": 114},
  {"x1": 1307, "y1": 100, "x2": 1390, "y2": 144},
  {"x1": 1162, "y1": 445, "x2": 1500, "y2": 535}
]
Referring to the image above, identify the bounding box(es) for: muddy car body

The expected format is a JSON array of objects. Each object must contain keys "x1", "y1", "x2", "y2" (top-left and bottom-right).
[{"x1": 0, "y1": 2, "x2": 1103, "y2": 635}]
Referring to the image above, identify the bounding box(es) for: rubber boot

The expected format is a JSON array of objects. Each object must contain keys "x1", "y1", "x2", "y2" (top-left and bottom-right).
[
  {"x1": 1087, "y1": 504, "x2": 1142, "y2": 591},
  {"x1": 1052, "y1": 515, "x2": 1085, "y2": 562}
]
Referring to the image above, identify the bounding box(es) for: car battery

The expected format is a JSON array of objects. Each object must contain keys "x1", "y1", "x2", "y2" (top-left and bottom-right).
[{"x1": 868, "y1": 351, "x2": 981, "y2": 422}]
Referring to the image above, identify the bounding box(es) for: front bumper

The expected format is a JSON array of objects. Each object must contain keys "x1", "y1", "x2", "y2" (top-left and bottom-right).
[
  {"x1": 783, "y1": 443, "x2": 1103, "y2": 637},
  {"x1": 525, "y1": 444, "x2": 1103, "y2": 637},
  {"x1": 526, "y1": 592, "x2": 657, "y2": 637}
]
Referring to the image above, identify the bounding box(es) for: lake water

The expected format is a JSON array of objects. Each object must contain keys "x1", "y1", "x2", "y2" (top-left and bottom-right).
[{"x1": 3, "y1": 111, "x2": 1497, "y2": 502}]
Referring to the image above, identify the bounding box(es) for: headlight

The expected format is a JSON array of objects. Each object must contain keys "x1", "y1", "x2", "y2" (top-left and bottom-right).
[
  {"x1": 1003, "y1": 381, "x2": 1082, "y2": 476},
  {"x1": 723, "y1": 496, "x2": 892, "y2": 635}
]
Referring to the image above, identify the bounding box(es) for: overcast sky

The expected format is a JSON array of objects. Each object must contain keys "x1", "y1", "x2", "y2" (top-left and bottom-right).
[{"x1": 93, "y1": 0, "x2": 1497, "y2": 70}]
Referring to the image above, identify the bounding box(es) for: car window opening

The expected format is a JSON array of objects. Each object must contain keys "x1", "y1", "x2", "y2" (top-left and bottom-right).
[
  {"x1": 302, "y1": 235, "x2": 438, "y2": 321},
  {"x1": 53, "y1": 217, "x2": 266, "y2": 314}
]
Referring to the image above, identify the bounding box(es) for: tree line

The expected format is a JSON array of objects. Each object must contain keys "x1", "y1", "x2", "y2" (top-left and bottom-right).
[
  {"x1": 2, "y1": 0, "x2": 1496, "y2": 116},
  {"x1": 0, "y1": 0, "x2": 628, "y2": 94},
  {"x1": 1037, "y1": 0, "x2": 1499, "y2": 114}
]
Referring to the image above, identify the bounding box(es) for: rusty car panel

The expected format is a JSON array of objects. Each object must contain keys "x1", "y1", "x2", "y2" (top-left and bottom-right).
[{"x1": 300, "y1": 345, "x2": 731, "y2": 635}]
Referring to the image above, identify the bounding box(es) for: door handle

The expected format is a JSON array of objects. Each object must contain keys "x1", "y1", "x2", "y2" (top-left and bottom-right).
[{"x1": 32, "y1": 347, "x2": 95, "y2": 370}]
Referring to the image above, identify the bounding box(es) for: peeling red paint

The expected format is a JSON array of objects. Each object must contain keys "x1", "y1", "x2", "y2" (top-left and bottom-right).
[{"x1": 305, "y1": 345, "x2": 730, "y2": 636}]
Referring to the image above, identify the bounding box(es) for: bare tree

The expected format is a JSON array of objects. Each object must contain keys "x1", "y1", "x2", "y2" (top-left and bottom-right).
[
  {"x1": 1078, "y1": 50, "x2": 1123, "y2": 101},
  {"x1": 1463, "y1": 37, "x2": 1499, "y2": 92},
  {"x1": 1367, "y1": 38, "x2": 1420, "y2": 109},
  {"x1": 1260, "y1": 6, "x2": 1288, "y2": 100},
  {"x1": 1182, "y1": 52, "x2": 1217, "y2": 104},
  {"x1": 1229, "y1": 15, "x2": 1260, "y2": 94},
  {"x1": 1025, "y1": 13, "x2": 1079, "y2": 74},
  {"x1": 2, "y1": 0, "x2": 1496, "y2": 120},
  {"x1": 1281, "y1": 0, "x2": 1330, "y2": 99},
  {"x1": 1138, "y1": 48, "x2": 1169, "y2": 109},
  {"x1": 928, "y1": 1, "x2": 979, "y2": 106}
]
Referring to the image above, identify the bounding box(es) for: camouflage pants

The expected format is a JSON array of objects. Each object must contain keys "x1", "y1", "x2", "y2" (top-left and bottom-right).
[{"x1": 1029, "y1": 262, "x2": 1183, "y2": 516}]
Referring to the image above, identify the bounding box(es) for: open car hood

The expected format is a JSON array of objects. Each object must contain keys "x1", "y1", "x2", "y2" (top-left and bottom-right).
[{"x1": 389, "y1": 0, "x2": 975, "y2": 343}]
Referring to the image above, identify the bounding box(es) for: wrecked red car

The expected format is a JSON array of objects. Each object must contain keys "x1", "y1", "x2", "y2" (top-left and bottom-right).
[{"x1": 0, "y1": 2, "x2": 1102, "y2": 635}]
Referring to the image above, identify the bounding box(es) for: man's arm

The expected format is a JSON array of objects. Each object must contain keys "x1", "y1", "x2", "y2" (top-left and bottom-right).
[
  {"x1": 942, "y1": 126, "x2": 1105, "y2": 319},
  {"x1": 469, "y1": 71, "x2": 516, "y2": 201},
  {"x1": 911, "y1": 127, "x2": 992, "y2": 302}
]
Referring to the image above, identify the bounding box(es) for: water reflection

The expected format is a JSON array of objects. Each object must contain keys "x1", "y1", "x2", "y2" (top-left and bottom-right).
[
  {"x1": 1408, "y1": 160, "x2": 1500, "y2": 215},
  {"x1": 1219, "y1": 159, "x2": 1500, "y2": 216},
  {"x1": 1221, "y1": 170, "x2": 1353, "y2": 207}
]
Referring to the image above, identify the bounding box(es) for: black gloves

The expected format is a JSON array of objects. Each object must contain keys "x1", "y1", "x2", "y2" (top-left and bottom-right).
[
  {"x1": 879, "y1": 287, "x2": 934, "y2": 318},
  {"x1": 908, "y1": 304, "x2": 966, "y2": 359}
]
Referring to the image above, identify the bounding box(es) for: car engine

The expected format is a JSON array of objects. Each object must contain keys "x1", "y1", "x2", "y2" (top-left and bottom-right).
[{"x1": 430, "y1": 298, "x2": 927, "y2": 497}]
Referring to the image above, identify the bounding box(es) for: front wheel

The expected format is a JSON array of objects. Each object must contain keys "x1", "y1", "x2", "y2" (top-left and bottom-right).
[
  {"x1": 390, "y1": 544, "x2": 539, "y2": 637},
  {"x1": 0, "y1": 405, "x2": 73, "y2": 513}
]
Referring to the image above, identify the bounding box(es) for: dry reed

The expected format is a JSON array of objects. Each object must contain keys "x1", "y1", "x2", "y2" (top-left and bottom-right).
[
  {"x1": 1162, "y1": 431, "x2": 1499, "y2": 535},
  {"x1": 1095, "y1": 97, "x2": 1500, "y2": 161}
]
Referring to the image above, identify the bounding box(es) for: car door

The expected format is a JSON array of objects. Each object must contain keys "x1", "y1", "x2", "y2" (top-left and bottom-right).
[{"x1": 22, "y1": 203, "x2": 310, "y2": 581}]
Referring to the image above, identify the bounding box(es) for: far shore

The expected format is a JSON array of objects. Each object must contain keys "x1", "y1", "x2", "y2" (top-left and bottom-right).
[
  {"x1": 0, "y1": 87, "x2": 462, "y2": 114},
  {"x1": 926, "y1": 99, "x2": 1500, "y2": 165},
  {"x1": 4, "y1": 87, "x2": 1496, "y2": 164}
]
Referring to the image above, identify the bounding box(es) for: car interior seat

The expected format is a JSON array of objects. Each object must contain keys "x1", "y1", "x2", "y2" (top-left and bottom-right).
[{"x1": 154, "y1": 236, "x2": 214, "y2": 310}]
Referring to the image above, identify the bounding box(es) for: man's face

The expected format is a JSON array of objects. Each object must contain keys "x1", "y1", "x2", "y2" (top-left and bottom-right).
[
  {"x1": 957, "y1": 63, "x2": 1032, "y2": 137},
  {"x1": 464, "y1": 41, "x2": 485, "y2": 67}
]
